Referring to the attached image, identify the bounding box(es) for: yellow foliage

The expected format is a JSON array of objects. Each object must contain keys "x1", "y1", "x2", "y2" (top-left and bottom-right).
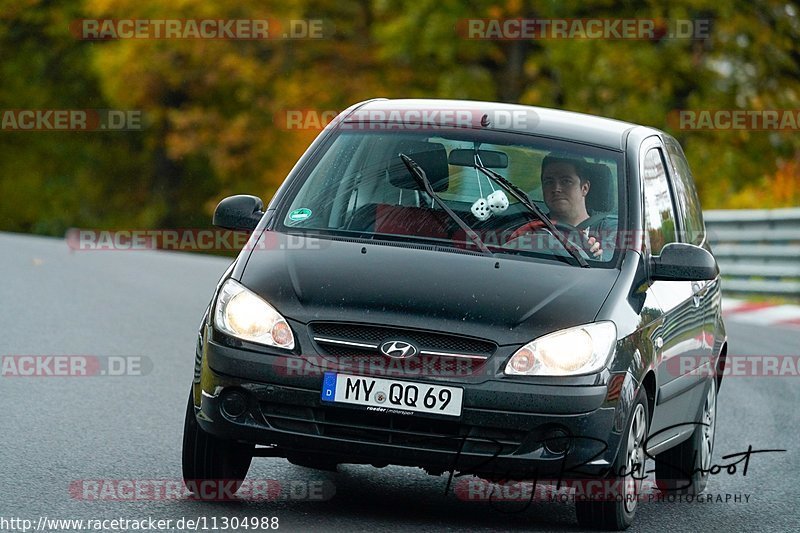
[{"x1": 727, "y1": 156, "x2": 800, "y2": 208}]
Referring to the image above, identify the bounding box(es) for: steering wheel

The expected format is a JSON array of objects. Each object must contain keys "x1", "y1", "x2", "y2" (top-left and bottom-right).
[{"x1": 504, "y1": 219, "x2": 593, "y2": 259}]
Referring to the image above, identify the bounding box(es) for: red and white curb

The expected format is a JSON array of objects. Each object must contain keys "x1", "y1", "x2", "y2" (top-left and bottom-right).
[{"x1": 723, "y1": 299, "x2": 800, "y2": 328}]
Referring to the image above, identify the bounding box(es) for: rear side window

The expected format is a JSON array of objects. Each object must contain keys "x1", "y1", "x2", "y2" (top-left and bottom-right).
[
  {"x1": 642, "y1": 148, "x2": 678, "y2": 255},
  {"x1": 665, "y1": 139, "x2": 705, "y2": 245}
]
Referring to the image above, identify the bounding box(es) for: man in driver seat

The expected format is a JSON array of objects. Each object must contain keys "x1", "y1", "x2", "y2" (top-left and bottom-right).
[{"x1": 510, "y1": 154, "x2": 617, "y2": 260}]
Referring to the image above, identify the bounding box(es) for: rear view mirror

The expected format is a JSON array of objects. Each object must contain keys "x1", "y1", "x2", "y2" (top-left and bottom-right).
[
  {"x1": 650, "y1": 242, "x2": 719, "y2": 281},
  {"x1": 448, "y1": 149, "x2": 509, "y2": 168},
  {"x1": 212, "y1": 195, "x2": 264, "y2": 231}
]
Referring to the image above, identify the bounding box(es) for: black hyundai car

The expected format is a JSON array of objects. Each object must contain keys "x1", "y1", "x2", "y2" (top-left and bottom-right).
[{"x1": 182, "y1": 99, "x2": 727, "y2": 530}]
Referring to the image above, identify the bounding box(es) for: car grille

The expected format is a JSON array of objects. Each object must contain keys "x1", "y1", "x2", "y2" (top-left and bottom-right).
[
  {"x1": 308, "y1": 322, "x2": 497, "y2": 360},
  {"x1": 259, "y1": 402, "x2": 525, "y2": 455}
]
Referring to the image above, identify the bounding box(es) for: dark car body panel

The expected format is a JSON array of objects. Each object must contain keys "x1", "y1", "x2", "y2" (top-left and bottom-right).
[{"x1": 239, "y1": 232, "x2": 621, "y2": 345}]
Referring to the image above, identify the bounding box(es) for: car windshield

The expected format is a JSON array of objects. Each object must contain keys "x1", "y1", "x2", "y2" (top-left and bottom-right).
[{"x1": 277, "y1": 127, "x2": 624, "y2": 266}]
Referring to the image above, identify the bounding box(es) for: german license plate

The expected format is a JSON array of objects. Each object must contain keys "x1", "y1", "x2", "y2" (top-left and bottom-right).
[{"x1": 320, "y1": 372, "x2": 463, "y2": 417}]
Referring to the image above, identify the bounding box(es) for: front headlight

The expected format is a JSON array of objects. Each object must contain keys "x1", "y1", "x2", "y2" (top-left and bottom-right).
[
  {"x1": 214, "y1": 279, "x2": 295, "y2": 349},
  {"x1": 504, "y1": 321, "x2": 616, "y2": 376}
]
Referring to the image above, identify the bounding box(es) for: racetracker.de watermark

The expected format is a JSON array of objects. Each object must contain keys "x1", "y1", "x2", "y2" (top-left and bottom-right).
[
  {"x1": 276, "y1": 354, "x2": 488, "y2": 379},
  {"x1": 0, "y1": 355, "x2": 151, "y2": 377},
  {"x1": 458, "y1": 18, "x2": 711, "y2": 40},
  {"x1": 669, "y1": 109, "x2": 800, "y2": 130},
  {"x1": 65, "y1": 228, "x2": 326, "y2": 252},
  {"x1": 1, "y1": 109, "x2": 142, "y2": 131},
  {"x1": 70, "y1": 19, "x2": 327, "y2": 40},
  {"x1": 275, "y1": 108, "x2": 541, "y2": 131},
  {"x1": 68, "y1": 479, "x2": 334, "y2": 501},
  {"x1": 668, "y1": 355, "x2": 800, "y2": 378}
]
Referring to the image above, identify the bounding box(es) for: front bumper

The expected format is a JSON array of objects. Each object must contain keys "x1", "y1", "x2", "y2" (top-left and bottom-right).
[{"x1": 194, "y1": 333, "x2": 632, "y2": 479}]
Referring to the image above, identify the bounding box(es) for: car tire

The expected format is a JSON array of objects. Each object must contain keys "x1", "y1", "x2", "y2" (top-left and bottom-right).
[
  {"x1": 182, "y1": 390, "x2": 254, "y2": 499},
  {"x1": 575, "y1": 387, "x2": 648, "y2": 531},
  {"x1": 655, "y1": 378, "x2": 717, "y2": 495}
]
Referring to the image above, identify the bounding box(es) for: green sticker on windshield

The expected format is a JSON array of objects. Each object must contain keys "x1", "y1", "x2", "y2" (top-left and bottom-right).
[{"x1": 288, "y1": 208, "x2": 312, "y2": 223}]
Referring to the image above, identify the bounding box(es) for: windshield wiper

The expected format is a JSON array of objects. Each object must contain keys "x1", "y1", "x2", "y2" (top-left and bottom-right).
[
  {"x1": 472, "y1": 155, "x2": 589, "y2": 268},
  {"x1": 398, "y1": 153, "x2": 493, "y2": 257}
]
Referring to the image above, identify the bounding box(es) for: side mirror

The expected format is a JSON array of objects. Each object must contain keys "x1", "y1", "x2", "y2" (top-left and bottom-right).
[
  {"x1": 650, "y1": 242, "x2": 719, "y2": 282},
  {"x1": 212, "y1": 195, "x2": 264, "y2": 231}
]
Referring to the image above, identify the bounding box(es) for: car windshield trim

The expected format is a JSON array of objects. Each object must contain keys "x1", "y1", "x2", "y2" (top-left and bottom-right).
[{"x1": 278, "y1": 227, "x2": 582, "y2": 267}]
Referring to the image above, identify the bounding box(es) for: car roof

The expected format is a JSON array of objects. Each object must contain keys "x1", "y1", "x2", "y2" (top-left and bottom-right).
[{"x1": 346, "y1": 98, "x2": 658, "y2": 151}]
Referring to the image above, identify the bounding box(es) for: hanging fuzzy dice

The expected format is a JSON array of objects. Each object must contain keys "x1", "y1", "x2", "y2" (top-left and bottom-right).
[
  {"x1": 471, "y1": 197, "x2": 491, "y2": 220},
  {"x1": 487, "y1": 190, "x2": 509, "y2": 213}
]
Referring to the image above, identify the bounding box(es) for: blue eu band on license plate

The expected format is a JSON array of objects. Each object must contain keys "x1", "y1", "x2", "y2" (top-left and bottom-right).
[
  {"x1": 321, "y1": 372, "x2": 337, "y2": 402},
  {"x1": 320, "y1": 372, "x2": 463, "y2": 417}
]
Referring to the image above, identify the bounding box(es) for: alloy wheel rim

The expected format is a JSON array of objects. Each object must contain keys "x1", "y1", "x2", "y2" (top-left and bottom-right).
[
  {"x1": 623, "y1": 403, "x2": 646, "y2": 514},
  {"x1": 701, "y1": 380, "x2": 717, "y2": 472}
]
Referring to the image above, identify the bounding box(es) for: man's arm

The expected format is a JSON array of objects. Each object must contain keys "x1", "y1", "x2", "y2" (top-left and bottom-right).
[{"x1": 584, "y1": 215, "x2": 618, "y2": 261}]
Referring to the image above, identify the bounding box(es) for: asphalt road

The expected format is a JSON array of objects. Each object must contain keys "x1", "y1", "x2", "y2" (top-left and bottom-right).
[{"x1": 1, "y1": 232, "x2": 798, "y2": 532}]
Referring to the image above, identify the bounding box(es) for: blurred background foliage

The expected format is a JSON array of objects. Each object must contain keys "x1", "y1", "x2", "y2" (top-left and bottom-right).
[{"x1": 1, "y1": 0, "x2": 799, "y2": 235}]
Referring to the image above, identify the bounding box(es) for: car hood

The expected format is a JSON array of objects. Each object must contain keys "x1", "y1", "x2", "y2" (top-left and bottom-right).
[{"x1": 238, "y1": 232, "x2": 621, "y2": 346}]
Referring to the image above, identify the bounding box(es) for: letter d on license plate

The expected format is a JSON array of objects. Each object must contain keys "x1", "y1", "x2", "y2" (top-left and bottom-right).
[{"x1": 321, "y1": 372, "x2": 463, "y2": 417}]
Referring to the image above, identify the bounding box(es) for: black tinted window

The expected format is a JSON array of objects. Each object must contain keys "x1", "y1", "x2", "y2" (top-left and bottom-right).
[
  {"x1": 642, "y1": 148, "x2": 678, "y2": 254},
  {"x1": 666, "y1": 139, "x2": 705, "y2": 245},
  {"x1": 278, "y1": 129, "x2": 624, "y2": 266}
]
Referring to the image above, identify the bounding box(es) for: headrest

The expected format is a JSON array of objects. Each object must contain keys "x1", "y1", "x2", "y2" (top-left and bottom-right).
[
  {"x1": 585, "y1": 163, "x2": 614, "y2": 213},
  {"x1": 386, "y1": 140, "x2": 449, "y2": 192}
]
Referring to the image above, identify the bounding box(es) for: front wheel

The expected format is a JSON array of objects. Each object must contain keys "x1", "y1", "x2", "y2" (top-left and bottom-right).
[
  {"x1": 182, "y1": 390, "x2": 254, "y2": 499},
  {"x1": 655, "y1": 378, "x2": 717, "y2": 495},
  {"x1": 575, "y1": 387, "x2": 649, "y2": 530}
]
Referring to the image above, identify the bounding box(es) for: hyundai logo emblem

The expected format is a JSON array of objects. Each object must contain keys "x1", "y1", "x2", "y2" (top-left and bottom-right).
[{"x1": 379, "y1": 340, "x2": 418, "y2": 359}]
